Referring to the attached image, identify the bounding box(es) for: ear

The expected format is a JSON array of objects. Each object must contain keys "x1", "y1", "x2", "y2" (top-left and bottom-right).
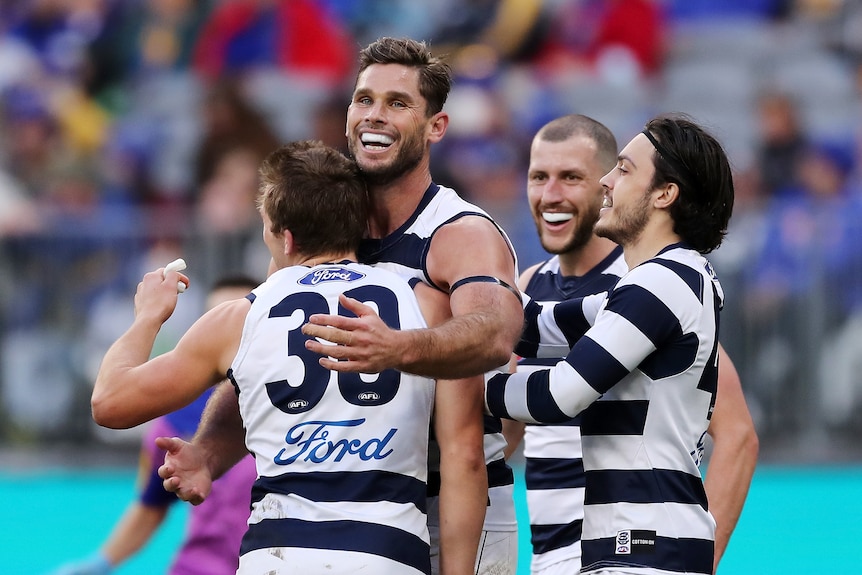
[
  {"x1": 282, "y1": 229, "x2": 295, "y2": 257},
  {"x1": 653, "y1": 182, "x2": 679, "y2": 210},
  {"x1": 428, "y1": 111, "x2": 448, "y2": 144}
]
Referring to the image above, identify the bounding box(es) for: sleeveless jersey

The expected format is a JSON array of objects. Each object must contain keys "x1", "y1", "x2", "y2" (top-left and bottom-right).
[
  {"x1": 517, "y1": 248, "x2": 626, "y2": 573},
  {"x1": 231, "y1": 262, "x2": 436, "y2": 575},
  {"x1": 358, "y1": 183, "x2": 519, "y2": 532},
  {"x1": 489, "y1": 244, "x2": 722, "y2": 575}
]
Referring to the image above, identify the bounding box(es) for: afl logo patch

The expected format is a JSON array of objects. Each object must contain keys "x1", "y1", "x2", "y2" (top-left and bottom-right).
[
  {"x1": 299, "y1": 266, "x2": 365, "y2": 285},
  {"x1": 616, "y1": 529, "x2": 656, "y2": 555},
  {"x1": 357, "y1": 392, "x2": 380, "y2": 402}
]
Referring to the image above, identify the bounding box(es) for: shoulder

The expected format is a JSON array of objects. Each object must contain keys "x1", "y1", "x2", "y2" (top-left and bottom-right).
[
  {"x1": 185, "y1": 297, "x2": 252, "y2": 354},
  {"x1": 517, "y1": 261, "x2": 544, "y2": 290},
  {"x1": 208, "y1": 296, "x2": 253, "y2": 322}
]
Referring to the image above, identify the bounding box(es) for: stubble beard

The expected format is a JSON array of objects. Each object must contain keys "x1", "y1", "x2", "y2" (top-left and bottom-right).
[
  {"x1": 536, "y1": 202, "x2": 601, "y2": 255},
  {"x1": 349, "y1": 133, "x2": 425, "y2": 187},
  {"x1": 537, "y1": 216, "x2": 594, "y2": 255},
  {"x1": 594, "y1": 191, "x2": 651, "y2": 248}
]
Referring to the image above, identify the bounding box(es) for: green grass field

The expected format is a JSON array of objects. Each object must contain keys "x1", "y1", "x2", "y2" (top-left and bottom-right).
[{"x1": 2, "y1": 465, "x2": 861, "y2": 574}]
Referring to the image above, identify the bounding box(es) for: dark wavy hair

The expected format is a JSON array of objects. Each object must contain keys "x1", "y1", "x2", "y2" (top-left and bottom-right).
[
  {"x1": 644, "y1": 114, "x2": 735, "y2": 253},
  {"x1": 356, "y1": 37, "x2": 452, "y2": 117}
]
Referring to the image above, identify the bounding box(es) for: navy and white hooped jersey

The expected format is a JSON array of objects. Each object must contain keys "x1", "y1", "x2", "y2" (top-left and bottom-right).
[
  {"x1": 359, "y1": 183, "x2": 519, "y2": 532},
  {"x1": 490, "y1": 244, "x2": 722, "y2": 575},
  {"x1": 231, "y1": 262, "x2": 436, "y2": 575},
  {"x1": 516, "y1": 248, "x2": 625, "y2": 573}
]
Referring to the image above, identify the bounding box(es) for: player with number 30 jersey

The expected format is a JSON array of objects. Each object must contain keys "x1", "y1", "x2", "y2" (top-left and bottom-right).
[{"x1": 232, "y1": 262, "x2": 436, "y2": 575}]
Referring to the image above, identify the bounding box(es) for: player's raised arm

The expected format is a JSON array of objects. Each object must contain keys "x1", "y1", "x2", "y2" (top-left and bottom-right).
[{"x1": 91, "y1": 268, "x2": 243, "y2": 429}]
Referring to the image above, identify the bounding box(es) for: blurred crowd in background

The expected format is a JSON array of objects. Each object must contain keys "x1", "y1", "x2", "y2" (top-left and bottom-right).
[{"x1": 2, "y1": 0, "x2": 862, "y2": 461}]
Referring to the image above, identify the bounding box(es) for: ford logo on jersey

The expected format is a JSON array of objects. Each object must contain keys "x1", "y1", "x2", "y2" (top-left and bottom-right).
[
  {"x1": 299, "y1": 266, "x2": 365, "y2": 285},
  {"x1": 274, "y1": 419, "x2": 396, "y2": 465}
]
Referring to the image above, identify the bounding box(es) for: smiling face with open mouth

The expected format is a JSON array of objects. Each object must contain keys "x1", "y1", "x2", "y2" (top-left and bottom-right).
[
  {"x1": 527, "y1": 134, "x2": 607, "y2": 255},
  {"x1": 346, "y1": 64, "x2": 431, "y2": 186}
]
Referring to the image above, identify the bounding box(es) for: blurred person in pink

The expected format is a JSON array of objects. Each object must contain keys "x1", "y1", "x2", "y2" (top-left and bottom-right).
[{"x1": 47, "y1": 275, "x2": 260, "y2": 575}]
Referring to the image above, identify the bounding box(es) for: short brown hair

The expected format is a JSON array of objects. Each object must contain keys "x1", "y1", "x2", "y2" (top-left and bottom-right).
[
  {"x1": 357, "y1": 37, "x2": 452, "y2": 116},
  {"x1": 258, "y1": 141, "x2": 368, "y2": 255},
  {"x1": 537, "y1": 114, "x2": 619, "y2": 173}
]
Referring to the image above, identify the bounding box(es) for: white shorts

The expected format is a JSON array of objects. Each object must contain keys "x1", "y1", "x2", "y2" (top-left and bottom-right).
[
  {"x1": 427, "y1": 492, "x2": 518, "y2": 575},
  {"x1": 428, "y1": 525, "x2": 519, "y2": 575},
  {"x1": 474, "y1": 529, "x2": 519, "y2": 575},
  {"x1": 532, "y1": 556, "x2": 582, "y2": 575},
  {"x1": 238, "y1": 546, "x2": 426, "y2": 575}
]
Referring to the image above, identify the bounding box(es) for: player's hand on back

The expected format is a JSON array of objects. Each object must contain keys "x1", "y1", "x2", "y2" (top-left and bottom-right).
[{"x1": 301, "y1": 293, "x2": 406, "y2": 373}]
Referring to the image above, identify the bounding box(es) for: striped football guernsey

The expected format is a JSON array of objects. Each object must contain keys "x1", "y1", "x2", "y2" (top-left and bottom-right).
[
  {"x1": 358, "y1": 182, "x2": 519, "y2": 534},
  {"x1": 489, "y1": 243, "x2": 722, "y2": 575},
  {"x1": 517, "y1": 246, "x2": 626, "y2": 573},
  {"x1": 231, "y1": 262, "x2": 435, "y2": 574}
]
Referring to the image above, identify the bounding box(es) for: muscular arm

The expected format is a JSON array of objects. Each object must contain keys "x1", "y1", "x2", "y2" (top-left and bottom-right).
[
  {"x1": 412, "y1": 281, "x2": 487, "y2": 574},
  {"x1": 423, "y1": 215, "x2": 524, "y2": 374},
  {"x1": 501, "y1": 355, "x2": 525, "y2": 460},
  {"x1": 434, "y1": 376, "x2": 488, "y2": 574},
  {"x1": 158, "y1": 382, "x2": 249, "y2": 504},
  {"x1": 706, "y1": 345, "x2": 759, "y2": 573},
  {"x1": 302, "y1": 216, "x2": 524, "y2": 378},
  {"x1": 193, "y1": 381, "x2": 249, "y2": 480},
  {"x1": 91, "y1": 269, "x2": 243, "y2": 429}
]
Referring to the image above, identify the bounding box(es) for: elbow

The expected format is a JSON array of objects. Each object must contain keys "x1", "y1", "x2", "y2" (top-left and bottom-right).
[
  {"x1": 489, "y1": 321, "x2": 523, "y2": 369},
  {"x1": 91, "y1": 393, "x2": 135, "y2": 430},
  {"x1": 734, "y1": 414, "x2": 760, "y2": 465},
  {"x1": 441, "y1": 446, "x2": 486, "y2": 479},
  {"x1": 713, "y1": 419, "x2": 760, "y2": 470},
  {"x1": 489, "y1": 342, "x2": 515, "y2": 372},
  {"x1": 743, "y1": 425, "x2": 760, "y2": 464}
]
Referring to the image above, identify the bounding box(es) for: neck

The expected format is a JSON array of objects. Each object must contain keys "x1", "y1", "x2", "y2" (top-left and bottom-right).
[
  {"x1": 622, "y1": 226, "x2": 682, "y2": 270},
  {"x1": 557, "y1": 236, "x2": 618, "y2": 277},
  {"x1": 367, "y1": 168, "x2": 433, "y2": 238},
  {"x1": 291, "y1": 251, "x2": 356, "y2": 268}
]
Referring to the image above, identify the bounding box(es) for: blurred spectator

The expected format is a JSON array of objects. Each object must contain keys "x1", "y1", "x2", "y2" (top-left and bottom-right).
[
  {"x1": 191, "y1": 0, "x2": 354, "y2": 87},
  {"x1": 195, "y1": 145, "x2": 261, "y2": 234},
  {"x1": 0, "y1": 20, "x2": 43, "y2": 92},
  {"x1": 746, "y1": 139, "x2": 861, "y2": 329},
  {"x1": 0, "y1": 169, "x2": 39, "y2": 236},
  {"x1": 741, "y1": 139, "x2": 862, "y2": 433},
  {"x1": 193, "y1": 77, "x2": 280, "y2": 191},
  {"x1": 753, "y1": 89, "x2": 808, "y2": 198},
  {"x1": 190, "y1": 140, "x2": 271, "y2": 282},
  {"x1": 430, "y1": 0, "x2": 545, "y2": 61},
  {"x1": 85, "y1": 0, "x2": 213, "y2": 106},
  {"x1": 665, "y1": 0, "x2": 792, "y2": 22},
  {"x1": 309, "y1": 91, "x2": 350, "y2": 155},
  {"x1": 529, "y1": 0, "x2": 667, "y2": 85},
  {"x1": 0, "y1": 82, "x2": 64, "y2": 196},
  {"x1": 324, "y1": 0, "x2": 440, "y2": 48}
]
